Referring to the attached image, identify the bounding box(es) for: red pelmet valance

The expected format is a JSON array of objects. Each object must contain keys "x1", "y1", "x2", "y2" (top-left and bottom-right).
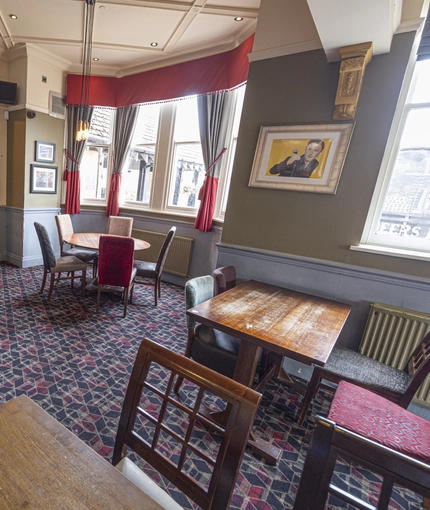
[{"x1": 66, "y1": 35, "x2": 254, "y2": 107}]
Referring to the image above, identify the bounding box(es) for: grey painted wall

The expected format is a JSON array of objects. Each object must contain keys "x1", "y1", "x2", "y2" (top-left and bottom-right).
[{"x1": 222, "y1": 32, "x2": 428, "y2": 278}]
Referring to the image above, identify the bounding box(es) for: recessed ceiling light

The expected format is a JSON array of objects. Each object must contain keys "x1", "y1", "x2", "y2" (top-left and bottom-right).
[
  {"x1": 150, "y1": 42, "x2": 158, "y2": 47},
  {"x1": 234, "y1": 17, "x2": 244, "y2": 21},
  {"x1": 93, "y1": 57, "x2": 99, "y2": 61},
  {"x1": 9, "y1": 14, "x2": 18, "y2": 20}
]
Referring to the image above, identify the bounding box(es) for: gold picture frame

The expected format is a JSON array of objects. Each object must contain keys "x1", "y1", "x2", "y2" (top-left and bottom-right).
[{"x1": 248, "y1": 122, "x2": 354, "y2": 194}]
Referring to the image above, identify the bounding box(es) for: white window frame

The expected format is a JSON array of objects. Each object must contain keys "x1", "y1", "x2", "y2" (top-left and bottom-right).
[{"x1": 352, "y1": 28, "x2": 430, "y2": 261}]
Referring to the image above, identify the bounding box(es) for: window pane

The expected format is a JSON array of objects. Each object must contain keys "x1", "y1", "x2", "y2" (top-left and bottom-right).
[
  {"x1": 375, "y1": 130, "x2": 430, "y2": 243},
  {"x1": 174, "y1": 96, "x2": 200, "y2": 142},
  {"x1": 410, "y1": 59, "x2": 430, "y2": 104},
  {"x1": 81, "y1": 146, "x2": 109, "y2": 200},
  {"x1": 122, "y1": 104, "x2": 160, "y2": 204},
  {"x1": 169, "y1": 143, "x2": 205, "y2": 208},
  {"x1": 88, "y1": 108, "x2": 112, "y2": 144},
  {"x1": 168, "y1": 97, "x2": 204, "y2": 209}
]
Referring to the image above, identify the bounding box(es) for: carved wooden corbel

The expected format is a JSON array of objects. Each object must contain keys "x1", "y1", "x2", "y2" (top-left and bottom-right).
[{"x1": 333, "y1": 42, "x2": 373, "y2": 120}]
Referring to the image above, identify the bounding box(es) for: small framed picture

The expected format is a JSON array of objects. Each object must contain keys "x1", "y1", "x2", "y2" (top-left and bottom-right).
[
  {"x1": 30, "y1": 164, "x2": 58, "y2": 194},
  {"x1": 35, "y1": 141, "x2": 56, "y2": 163},
  {"x1": 249, "y1": 123, "x2": 355, "y2": 194}
]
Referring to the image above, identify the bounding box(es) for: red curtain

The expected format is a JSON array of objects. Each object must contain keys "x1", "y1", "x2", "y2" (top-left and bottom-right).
[
  {"x1": 106, "y1": 173, "x2": 122, "y2": 217},
  {"x1": 66, "y1": 35, "x2": 254, "y2": 108},
  {"x1": 194, "y1": 176, "x2": 219, "y2": 232},
  {"x1": 63, "y1": 170, "x2": 81, "y2": 215}
]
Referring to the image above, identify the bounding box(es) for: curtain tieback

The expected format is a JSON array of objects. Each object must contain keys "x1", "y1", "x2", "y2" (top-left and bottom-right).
[
  {"x1": 63, "y1": 149, "x2": 81, "y2": 180},
  {"x1": 198, "y1": 148, "x2": 227, "y2": 200}
]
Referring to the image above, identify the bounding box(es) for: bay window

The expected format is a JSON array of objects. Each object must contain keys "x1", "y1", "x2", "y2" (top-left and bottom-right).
[{"x1": 80, "y1": 85, "x2": 245, "y2": 220}]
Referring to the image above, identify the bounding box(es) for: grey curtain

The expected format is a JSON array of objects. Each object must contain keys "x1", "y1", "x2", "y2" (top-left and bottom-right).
[
  {"x1": 197, "y1": 91, "x2": 234, "y2": 180},
  {"x1": 195, "y1": 90, "x2": 234, "y2": 231},
  {"x1": 64, "y1": 105, "x2": 93, "y2": 214},
  {"x1": 112, "y1": 106, "x2": 139, "y2": 173},
  {"x1": 106, "y1": 105, "x2": 139, "y2": 216}
]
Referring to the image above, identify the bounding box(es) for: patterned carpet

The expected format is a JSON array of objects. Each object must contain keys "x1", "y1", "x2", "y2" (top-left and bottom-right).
[{"x1": 0, "y1": 262, "x2": 424, "y2": 509}]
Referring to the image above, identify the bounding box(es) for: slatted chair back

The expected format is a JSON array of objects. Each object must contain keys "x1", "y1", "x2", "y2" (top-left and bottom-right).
[
  {"x1": 107, "y1": 216, "x2": 133, "y2": 237},
  {"x1": 113, "y1": 338, "x2": 261, "y2": 510}
]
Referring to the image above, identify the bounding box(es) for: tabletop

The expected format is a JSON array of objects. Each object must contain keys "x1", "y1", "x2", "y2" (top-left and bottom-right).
[
  {"x1": 0, "y1": 395, "x2": 164, "y2": 510},
  {"x1": 187, "y1": 279, "x2": 352, "y2": 370},
  {"x1": 64, "y1": 232, "x2": 150, "y2": 251}
]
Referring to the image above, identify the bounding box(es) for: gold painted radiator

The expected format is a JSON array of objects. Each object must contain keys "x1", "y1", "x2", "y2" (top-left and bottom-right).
[
  {"x1": 132, "y1": 229, "x2": 194, "y2": 278},
  {"x1": 359, "y1": 302, "x2": 430, "y2": 407}
]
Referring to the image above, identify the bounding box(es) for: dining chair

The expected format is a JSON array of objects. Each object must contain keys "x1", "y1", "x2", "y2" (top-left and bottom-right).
[
  {"x1": 96, "y1": 235, "x2": 137, "y2": 318},
  {"x1": 34, "y1": 222, "x2": 87, "y2": 301},
  {"x1": 174, "y1": 276, "x2": 241, "y2": 395},
  {"x1": 107, "y1": 216, "x2": 133, "y2": 237},
  {"x1": 112, "y1": 338, "x2": 261, "y2": 510},
  {"x1": 134, "y1": 226, "x2": 176, "y2": 305},
  {"x1": 293, "y1": 380, "x2": 430, "y2": 510},
  {"x1": 55, "y1": 214, "x2": 98, "y2": 277},
  {"x1": 297, "y1": 331, "x2": 430, "y2": 426},
  {"x1": 213, "y1": 265, "x2": 236, "y2": 295}
]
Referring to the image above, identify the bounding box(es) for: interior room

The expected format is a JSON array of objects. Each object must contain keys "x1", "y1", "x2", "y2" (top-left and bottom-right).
[{"x1": 1, "y1": 0, "x2": 430, "y2": 508}]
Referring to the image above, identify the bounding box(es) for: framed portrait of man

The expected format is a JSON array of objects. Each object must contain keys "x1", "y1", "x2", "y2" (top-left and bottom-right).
[{"x1": 249, "y1": 123, "x2": 354, "y2": 194}]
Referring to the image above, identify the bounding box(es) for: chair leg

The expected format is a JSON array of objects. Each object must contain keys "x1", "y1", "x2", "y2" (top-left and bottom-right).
[
  {"x1": 47, "y1": 273, "x2": 56, "y2": 301},
  {"x1": 129, "y1": 283, "x2": 134, "y2": 304},
  {"x1": 81, "y1": 270, "x2": 86, "y2": 297},
  {"x1": 40, "y1": 268, "x2": 48, "y2": 294},
  {"x1": 293, "y1": 419, "x2": 337, "y2": 510},
  {"x1": 174, "y1": 330, "x2": 193, "y2": 394},
  {"x1": 297, "y1": 368, "x2": 323, "y2": 426},
  {"x1": 70, "y1": 271, "x2": 75, "y2": 289},
  {"x1": 123, "y1": 288, "x2": 129, "y2": 318},
  {"x1": 96, "y1": 286, "x2": 102, "y2": 313}
]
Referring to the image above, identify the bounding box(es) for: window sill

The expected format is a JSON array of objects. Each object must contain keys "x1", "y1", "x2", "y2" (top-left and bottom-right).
[{"x1": 350, "y1": 244, "x2": 430, "y2": 262}]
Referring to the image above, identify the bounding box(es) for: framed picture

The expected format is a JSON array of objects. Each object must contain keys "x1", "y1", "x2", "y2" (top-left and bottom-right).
[
  {"x1": 30, "y1": 164, "x2": 58, "y2": 194},
  {"x1": 248, "y1": 122, "x2": 355, "y2": 194},
  {"x1": 35, "y1": 141, "x2": 56, "y2": 163}
]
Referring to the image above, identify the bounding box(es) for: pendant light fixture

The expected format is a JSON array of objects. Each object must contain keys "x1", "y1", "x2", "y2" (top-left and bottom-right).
[{"x1": 76, "y1": 0, "x2": 96, "y2": 141}]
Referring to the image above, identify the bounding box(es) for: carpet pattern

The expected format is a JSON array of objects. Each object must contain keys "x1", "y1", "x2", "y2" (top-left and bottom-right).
[{"x1": 0, "y1": 262, "x2": 424, "y2": 509}]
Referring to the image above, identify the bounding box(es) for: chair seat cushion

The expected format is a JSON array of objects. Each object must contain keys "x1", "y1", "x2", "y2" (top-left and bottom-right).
[
  {"x1": 52, "y1": 256, "x2": 87, "y2": 273},
  {"x1": 134, "y1": 260, "x2": 156, "y2": 277},
  {"x1": 329, "y1": 381, "x2": 430, "y2": 463},
  {"x1": 63, "y1": 247, "x2": 98, "y2": 262},
  {"x1": 325, "y1": 347, "x2": 413, "y2": 395},
  {"x1": 115, "y1": 457, "x2": 183, "y2": 510}
]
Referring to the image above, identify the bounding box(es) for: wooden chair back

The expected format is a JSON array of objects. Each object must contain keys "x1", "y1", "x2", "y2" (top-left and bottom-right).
[
  {"x1": 213, "y1": 266, "x2": 236, "y2": 295},
  {"x1": 401, "y1": 331, "x2": 430, "y2": 405},
  {"x1": 113, "y1": 338, "x2": 261, "y2": 510}
]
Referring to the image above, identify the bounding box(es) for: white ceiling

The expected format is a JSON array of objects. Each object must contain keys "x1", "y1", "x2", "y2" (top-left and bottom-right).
[
  {"x1": 0, "y1": 0, "x2": 424, "y2": 78},
  {"x1": 0, "y1": 0, "x2": 259, "y2": 76}
]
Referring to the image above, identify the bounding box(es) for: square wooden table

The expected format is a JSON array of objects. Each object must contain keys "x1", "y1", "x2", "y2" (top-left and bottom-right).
[
  {"x1": 187, "y1": 280, "x2": 352, "y2": 463},
  {"x1": 0, "y1": 395, "x2": 164, "y2": 509}
]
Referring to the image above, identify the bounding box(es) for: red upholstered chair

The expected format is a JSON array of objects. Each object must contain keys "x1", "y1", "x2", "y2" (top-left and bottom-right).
[
  {"x1": 213, "y1": 266, "x2": 236, "y2": 295},
  {"x1": 293, "y1": 380, "x2": 430, "y2": 510},
  {"x1": 96, "y1": 235, "x2": 137, "y2": 318}
]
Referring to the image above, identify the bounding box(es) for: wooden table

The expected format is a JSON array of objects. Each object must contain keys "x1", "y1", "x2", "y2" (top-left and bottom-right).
[
  {"x1": 64, "y1": 232, "x2": 150, "y2": 251},
  {"x1": 0, "y1": 395, "x2": 164, "y2": 510},
  {"x1": 187, "y1": 280, "x2": 352, "y2": 463}
]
